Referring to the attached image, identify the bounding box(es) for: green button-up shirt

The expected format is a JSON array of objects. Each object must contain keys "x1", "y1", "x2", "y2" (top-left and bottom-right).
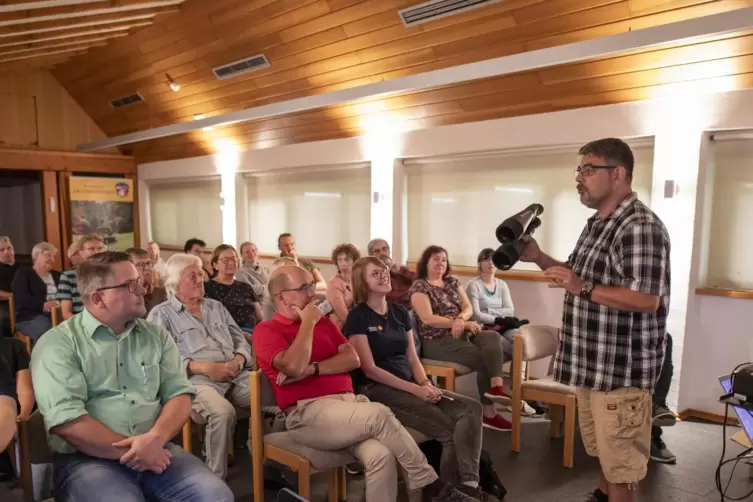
[{"x1": 30, "y1": 309, "x2": 196, "y2": 454}]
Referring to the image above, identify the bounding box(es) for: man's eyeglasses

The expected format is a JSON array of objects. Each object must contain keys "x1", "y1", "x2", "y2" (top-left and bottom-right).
[
  {"x1": 134, "y1": 262, "x2": 153, "y2": 271},
  {"x1": 96, "y1": 278, "x2": 145, "y2": 294},
  {"x1": 277, "y1": 281, "x2": 316, "y2": 295},
  {"x1": 574, "y1": 164, "x2": 619, "y2": 177}
]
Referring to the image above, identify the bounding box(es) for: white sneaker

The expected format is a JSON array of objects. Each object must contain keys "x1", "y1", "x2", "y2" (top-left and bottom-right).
[{"x1": 521, "y1": 401, "x2": 536, "y2": 416}]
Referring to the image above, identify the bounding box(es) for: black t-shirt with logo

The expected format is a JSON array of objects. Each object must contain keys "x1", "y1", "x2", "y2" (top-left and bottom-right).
[{"x1": 343, "y1": 302, "x2": 414, "y2": 389}]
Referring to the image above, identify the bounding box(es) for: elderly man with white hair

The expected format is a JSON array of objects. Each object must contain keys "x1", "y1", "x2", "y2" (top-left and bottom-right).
[{"x1": 147, "y1": 253, "x2": 252, "y2": 480}]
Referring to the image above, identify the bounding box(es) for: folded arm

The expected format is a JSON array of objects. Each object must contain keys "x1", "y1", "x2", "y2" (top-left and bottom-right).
[
  {"x1": 411, "y1": 292, "x2": 457, "y2": 329},
  {"x1": 52, "y1": 415, "x2": 129, "y2": 460}
]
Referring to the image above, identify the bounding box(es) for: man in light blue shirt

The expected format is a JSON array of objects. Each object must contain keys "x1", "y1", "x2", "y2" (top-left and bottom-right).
[
  {"x1": 31, "y1": 251, "x2": 233, "y2": 502},
  {"x1": 148, "y1": 253, "x2": 251, "y2": 480}
]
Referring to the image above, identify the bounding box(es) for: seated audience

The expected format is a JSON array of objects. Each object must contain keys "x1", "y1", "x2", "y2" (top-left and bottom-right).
[
  {"x1": 126, "y1": 247, "x2": 167, "y2": 315},
  {"x1": 148, "y1": 253, "x2": 252, "y2": 480},
  {"x1": 277, "y1": 233, "x2": 326, "y2": 291},
  {"x1": 67, "y1": 242, "x2": 82, "y2": 268},
  {"x1": 235, "y1": 241, "x2": 270, "y2": 302},
  {"x1": 327, "y1": 243, "x2": 360, "y2": 328},
  {"x1": 0, "y1": 363, "x2": 15, "y2": 453},
  {"x1": 368, "y1": 238, "x2": 416, "y2": 310},
  {"x1": 148, "y1": 241, "x2": 167, "y2": 285},
  {"x1": 205, "y1": 244, "x2": 263, "y2": 336},
  {"x1": 651, "y1": 333, "x2": 676, "y2": 464},
  {"x1": 184, "y1": 237, "x2": 213, "y2": 281},
  {"x1": 262, "y1": 257, "x2": 297, "y2": 321},
  {"x1": 344, "y1": 257, "x2": 488, "y2": 499},
  {"x1": 0, "y1": 237, "x2": 16, "y2": 338},
  {"x1": 58, "y1": 234, "x2": 106, "y2": 320},
  {"x1": 12, "y1": 242, "x2": 60, "y2": 341},
  {"x1": 0, "y1": 336, "x2": 33, "y2": 480},
  {"x1": 410, "y1": 245, "x2": 512, "y2": 431},
  {"x1": 254, "y1": 265, "x2": 478, "y2": 502},
  {"x1": 31, "y1": 251, "x2": 232, "y2": 502},
  {"x1": 466, "y1": 249, "x2": 531, "y2": 355}
]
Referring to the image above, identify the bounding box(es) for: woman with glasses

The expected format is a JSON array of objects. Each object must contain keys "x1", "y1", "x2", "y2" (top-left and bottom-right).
[
  {"x1": 343, "y1": 257, "x2": 489, "y2": 500},
  {"x1": 12, "y1": 242, "x2": 61, "y2": 341},
  {"x1": 204, "y1": 245, "x2": 262, "y2": 337}
]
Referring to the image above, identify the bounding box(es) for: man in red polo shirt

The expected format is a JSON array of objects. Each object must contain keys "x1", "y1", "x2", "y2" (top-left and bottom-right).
[{"x1": 254, "y1": 265, "x2": 478, "y2": 502}]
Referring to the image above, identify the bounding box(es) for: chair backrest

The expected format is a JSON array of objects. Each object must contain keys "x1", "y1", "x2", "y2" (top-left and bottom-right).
[
  {"x1": 51, "y1": 305, "x2": 61, "y2": 327},
  {"x1": 517, "y1": 324, "x2": 559, "y2": 362},
  {"x1": 8, "y1": 294, "x2": 15, "y2": 333}
]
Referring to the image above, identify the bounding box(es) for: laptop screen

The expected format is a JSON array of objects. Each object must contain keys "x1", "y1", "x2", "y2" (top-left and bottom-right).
[{"x1": 719, "y1": 374, "x2": 753, "y2": 443}]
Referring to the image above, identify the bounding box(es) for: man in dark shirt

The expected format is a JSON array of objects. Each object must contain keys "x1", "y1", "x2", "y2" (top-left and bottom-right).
[
  {"x1": 0, "y1": 237, "x2": 16, "y2": 338},
  {"x1": 0, "y1": 337, "x2": 32, "y2": 478},
  {"x1": 367, "y1": 239, "x2": 415, "y2": 310}
]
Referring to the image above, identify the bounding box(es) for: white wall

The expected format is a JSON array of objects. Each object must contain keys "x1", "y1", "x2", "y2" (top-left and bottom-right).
[{"x1": 140, "y1": 86, "x2": 753, "y2": 415}]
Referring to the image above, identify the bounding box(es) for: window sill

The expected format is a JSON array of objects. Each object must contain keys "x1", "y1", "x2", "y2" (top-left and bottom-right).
[{"x1": 695, "y1": 287, "x2": 753, "y2": 300}]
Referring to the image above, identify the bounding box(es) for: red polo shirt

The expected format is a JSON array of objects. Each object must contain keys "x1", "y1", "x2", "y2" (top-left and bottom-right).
[{"x1": 253, "y1": 313, "x2": 353, "y2": 411}]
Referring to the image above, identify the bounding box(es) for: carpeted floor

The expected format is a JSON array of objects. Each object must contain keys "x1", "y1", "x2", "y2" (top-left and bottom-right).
[{"x1": 2, "y1": 418, "x2": 751, "y2": 501}]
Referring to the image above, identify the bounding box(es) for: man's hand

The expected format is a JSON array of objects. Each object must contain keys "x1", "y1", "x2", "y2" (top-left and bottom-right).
[
  {"x1": 293, "y1": 301, "x2": 323, "y2": 326},
  {"x1": 224, "y1": 355, "x2": 245, "y2": 378},
  {"x1": 205, "y1": 362, "x2": 236, "y2": 382},
  {"x1": 543, "y1": 266, "x2": 583, "y2": 295},
  {"x1": 126, "y1": 448, "x2": 172, "y2": 474},
  {"x1": 113, "y1": 431, "x2": 166, "y2": 471},
  {"x1": 16, "y1": 409, "x2": 31, "y2": 423},
  {"x1": 519, "y1": 236, "x2": 541, "y2": 263},
  {"x1": 277, "y1": 364, "x2": 314, "y2": 386},
  {"x1": 43, "y1": 300, "x2": 57, "y2": 312}
]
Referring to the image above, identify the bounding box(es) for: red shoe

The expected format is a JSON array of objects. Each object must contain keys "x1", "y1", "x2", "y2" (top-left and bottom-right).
[
  {"x1": 484, "y1": 386, "x2": 511, "y2": 405},
  {"x1": 483, "y1": 414, "x2": 512, "y2": 432}
]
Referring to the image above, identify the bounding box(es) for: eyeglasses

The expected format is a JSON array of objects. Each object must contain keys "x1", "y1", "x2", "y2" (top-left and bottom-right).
[
  {"x1": 217, "y1": 257, "x2": 237, "y2": 265},
  {"x1": 370, "y1": 269, "x2": 389, "y2": 279},
  {"x1": 277, "y1": 281, "x2": 316, "y2": 295},
  {"x1": 134, "y1": 262, "x2": 153, "y2": 271},
  {"x1": 574, "y1": 164, "x2": 619, "y2": 177},
  {"x1": 96, "y1": 277, "x2": 145, "y2": 294}
]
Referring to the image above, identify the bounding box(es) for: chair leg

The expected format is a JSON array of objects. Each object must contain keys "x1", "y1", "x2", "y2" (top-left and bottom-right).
[
  {"x1": 445, "y1": 374, "x2": 456, "y2": 392},
  {"x1": 298, "y1": 462, "x2": 312, "y2": 500},
  {"x1": 18, "y1": 424, "x2": 33, "y2": 502},
  {"x1": 327, "y1": 469, "x2": 339, "y2": 502},
  {"x1": 563, "y1": 395, "x2": 576, "y2": 468},
  {"x1": 182, "y1": 421, "x2": 192, "y2": 454},
  {"x1": 337, "y1": 466, "x2": 347, "y2": 501},
  {"x1": 549, "y1": 405, "x2": 563, "y2": 438},
  {"x1": 511, "y1": 394, "x2": 522, "y2": 453},
  {"x1": 252, "y1": 453, "x2": 264, "y2": 502}
]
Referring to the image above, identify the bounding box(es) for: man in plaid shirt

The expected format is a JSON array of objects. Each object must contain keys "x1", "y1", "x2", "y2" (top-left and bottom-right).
[{"x1": 521, "y1": 138, "x2": 670, "y2": 502}]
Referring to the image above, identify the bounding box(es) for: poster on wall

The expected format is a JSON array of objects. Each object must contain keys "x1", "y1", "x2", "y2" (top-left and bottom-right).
[{"x1": 69, "y1": 177, "x2": 134, "y2": 251}]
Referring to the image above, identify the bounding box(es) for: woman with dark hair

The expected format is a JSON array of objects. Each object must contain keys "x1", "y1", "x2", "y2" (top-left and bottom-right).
[
  {"x1": 204, "y1": 244, "x2": 262, "y2": 338},
  {"x1": 344, "y1": 256, "x2": 489, "y2": 500},
  {"x1": 409, "y1": 245, "x2": 512, "y2": 431},
  {"x1": 327, "y1": 243, "x2": 360, "y2": 328}
]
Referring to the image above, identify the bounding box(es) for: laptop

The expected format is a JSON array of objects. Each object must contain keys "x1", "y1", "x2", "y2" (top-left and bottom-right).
[{"x1": 719, "y1": 374, "x2": 753, "y2": 444}]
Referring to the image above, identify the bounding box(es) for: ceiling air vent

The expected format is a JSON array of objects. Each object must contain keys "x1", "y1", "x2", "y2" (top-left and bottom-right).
[
  {"x1": 399, "y1": 0, "x2": 504, "y2": 26},
  {"x1": 109, "y1": 92, "x2": 145, "y2": 108},
  {"x1": 212, "y1": 54, "x2": 271, "y2": 80}
]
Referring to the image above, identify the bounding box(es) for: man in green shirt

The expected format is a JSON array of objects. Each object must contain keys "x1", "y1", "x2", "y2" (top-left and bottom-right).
[{"x1": 31, "y1": 251, "x2": 233, "y2": 502}]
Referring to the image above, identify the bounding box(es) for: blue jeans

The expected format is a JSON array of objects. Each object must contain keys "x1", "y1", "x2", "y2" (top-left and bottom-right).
[
  {"x1": 53, "y1": 443, "x2": 234, "y2": 502},
  {"x1": 15, "y1": 314, "x2": 52, "y2": 341}
]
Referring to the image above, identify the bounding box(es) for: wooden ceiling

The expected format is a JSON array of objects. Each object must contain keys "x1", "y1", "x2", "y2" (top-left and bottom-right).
[
  {"x1": 0, "y1": 0, "x2": 185, "y2": 72},
  {"x1": 24, "y1": 0, "x2": 753, "y2": 162}
]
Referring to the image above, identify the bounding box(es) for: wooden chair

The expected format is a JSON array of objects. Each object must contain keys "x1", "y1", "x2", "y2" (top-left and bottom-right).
[
  {"x1": 250, "y1": 370, "x2": 350, "y2": 502},
  {"x1": 13, "y1": 305, "x2": 59, "y2": 355},
  {"x1": 9, "y1": 411, "x2": 53, "y2": 502},
  {"x1": 181, "y1": 406, "x2": 250, "y2": 463},
  {"x1": 8, "y1": 294, "x2": 15, "y2": 334},
  {"x1": 510, "y1": 324, "x2": 577, "y2": 468}
]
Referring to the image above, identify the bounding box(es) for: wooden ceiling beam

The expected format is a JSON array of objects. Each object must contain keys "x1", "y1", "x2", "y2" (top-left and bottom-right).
[
  {"x1": 0, "y1": 20, "x2": 150, "y2": 47},
  {"x1": 0, "y1": 0, "x2": 182, "y2": 25},
  {"x1": 0, "y1": 1, "x2": 104, "y2": 12},
  {"x1": 0, "y1": 32, "x2": 128, "y2": 56},
  {"x1": 0, "y1": 8, "x2": 173, "y2": 37}
]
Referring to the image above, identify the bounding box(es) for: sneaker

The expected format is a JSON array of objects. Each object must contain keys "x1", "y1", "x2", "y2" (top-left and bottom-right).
[
  {"x1": 528, "y1": 401, "x2": 548, "y2": 417},
  {"x1": 455, "y1": 485, "x2": 489, "y2": 501},
  {"x1": 652, "y1": 403, "x2": 677, "y2": 427},
  {"x1": 484, "y1": 386, "x2": 512, "y2": 405},
  {"x1": 431, "y1": 483, "x2": 481, "y2": 502},
  {"x1": 520, "y1": 401, "x2": 537, "y2": 417},
  {"x1": 483, "y1": 414, "x2": 512, "y2": 432},
  {"x1": 650, "y1": 438, "x2": 677, "y2": 464},
  {"x1": 584, "y1": 489, "x2": 608, "y2": 502}
]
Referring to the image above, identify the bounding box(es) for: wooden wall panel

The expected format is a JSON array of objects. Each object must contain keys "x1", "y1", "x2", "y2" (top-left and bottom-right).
[
  {"x1": 0, "y1": 71, "x2": 118, "y2": 152},
  {"x1": 41, "y1": 170, "x2": 63, "y2": 271}
]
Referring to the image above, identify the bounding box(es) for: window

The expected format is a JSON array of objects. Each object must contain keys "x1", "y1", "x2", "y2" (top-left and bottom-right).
[
  {"x1": 406, "y1": 145, "x2": 654, "y2": 269},
  {"x1": 149, "y1": 179, "x2": 222, "y2": 248},
  {"x1": 706, "y1": 139, "x2": 753, "y2": 289},
  {"x1": 246, "y1": 165, "x2": 371, "y2": 257}
]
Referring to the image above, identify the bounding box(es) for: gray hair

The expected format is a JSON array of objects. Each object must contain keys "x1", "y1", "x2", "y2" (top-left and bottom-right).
[
  {"x1": 78, "y1": 251, "x2": 132, "y2": 300},
  {"x1": 164, "y1": 253, "x2": 203, "y2": 296},
  {"x1": 366, "y1": 238, "x2": 389, "y2": 255},
  {"x1": 31, "y1": 242, "x2": 58, "y2": 262},
  {"x1": 0, "y1": 236, "x2": 11, "y2": 247}
]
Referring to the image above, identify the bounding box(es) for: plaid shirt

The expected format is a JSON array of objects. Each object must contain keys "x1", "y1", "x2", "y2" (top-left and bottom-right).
[{"x1": 553, "y1": 192, "x2": 671, "y2": 392}]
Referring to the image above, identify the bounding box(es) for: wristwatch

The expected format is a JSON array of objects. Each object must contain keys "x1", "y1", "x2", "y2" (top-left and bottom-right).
[{"x1": 580, "y1": 280, "x2": 594, "y2": 299}]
